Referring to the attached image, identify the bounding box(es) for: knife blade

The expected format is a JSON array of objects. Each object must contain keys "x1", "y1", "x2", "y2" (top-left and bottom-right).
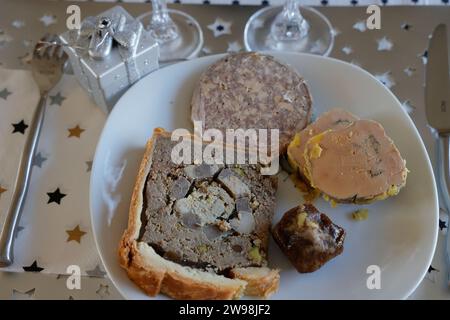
[
  {"x1": 426, "y1": 24, "x2": 450, "y2": 133},
  {"x1": 425, "y1": 23, "x2": 450, "y2": 286}
]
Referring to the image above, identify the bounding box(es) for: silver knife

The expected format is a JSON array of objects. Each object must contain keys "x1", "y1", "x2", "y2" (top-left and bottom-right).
[{"x1": 425, "y1": 23, "x2": 450, "y2": 285}]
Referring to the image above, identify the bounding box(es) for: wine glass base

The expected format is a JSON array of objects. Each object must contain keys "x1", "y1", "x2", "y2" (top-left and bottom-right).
[
  {"x1": 244, "y1": 6, "x2": 334, "y2": 56},
  {"x1": 138, "y1": 9, "x2": 204, "y2": 62}
]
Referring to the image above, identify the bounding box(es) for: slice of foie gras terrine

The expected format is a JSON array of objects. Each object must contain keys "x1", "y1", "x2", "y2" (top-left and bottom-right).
[
  {"x1": 287, "y1": 108, "x2": 359, "y2": 179},
  {"x1": 302, "y1": 119, "x2": 408, "y2": 204}
]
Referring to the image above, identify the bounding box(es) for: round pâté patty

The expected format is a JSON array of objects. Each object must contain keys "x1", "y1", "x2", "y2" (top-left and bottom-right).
[{"x1": 191, "y1": 52, "x2": 313, "y2": 153}]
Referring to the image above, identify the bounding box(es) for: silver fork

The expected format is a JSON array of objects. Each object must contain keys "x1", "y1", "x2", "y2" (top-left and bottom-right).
[{"x1": 0, "y1": 35, "x2": 67, "y2": 267}]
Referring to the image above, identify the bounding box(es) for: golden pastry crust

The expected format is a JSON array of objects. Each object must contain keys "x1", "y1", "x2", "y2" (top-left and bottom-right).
[
  {"x1": 118, "y1": 128, "x2": 280, "y2": 300},
  {"x1": 230, "y1": 267, "x2": 280, "y2": 298}
]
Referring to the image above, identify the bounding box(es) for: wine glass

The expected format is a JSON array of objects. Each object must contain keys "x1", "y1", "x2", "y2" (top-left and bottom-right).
[
  {"x1": 244, "y1": 0, "x2": 334, "y2": 56},
  {"x1": 138, "y1": 0, "x2": 204, "y2": 63}
]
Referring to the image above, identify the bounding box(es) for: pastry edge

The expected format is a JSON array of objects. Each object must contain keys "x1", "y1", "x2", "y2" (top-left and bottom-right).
[{"x1": 118, "y1": 128, "x2": 280, "y2": 299}]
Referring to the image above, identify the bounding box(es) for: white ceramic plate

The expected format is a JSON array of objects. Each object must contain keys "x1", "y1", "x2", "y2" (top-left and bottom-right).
[{"x1": 90, "y1": 52, "x2": 438, "y2": 299}]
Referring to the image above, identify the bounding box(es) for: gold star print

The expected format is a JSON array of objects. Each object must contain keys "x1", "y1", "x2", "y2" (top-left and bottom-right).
[
  {"x1": 66, "y1": 225, "x2": 87, "y2": 243},
  {"x1": 68, "y1": 125, "x2": 85, "y2": 138},
  {"x1": 0, "y1": 186, "x2": 7, "y2": 199}
]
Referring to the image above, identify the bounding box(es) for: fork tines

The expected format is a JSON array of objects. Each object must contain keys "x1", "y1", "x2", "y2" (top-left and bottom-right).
[{"x1": 34, "y1": 34, "x2": 65, "y2": 59}]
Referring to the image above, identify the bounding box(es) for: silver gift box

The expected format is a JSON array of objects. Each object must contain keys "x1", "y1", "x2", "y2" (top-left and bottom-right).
[{"x1": 60, "y1": 6, "x2": 159, "y2": 113}]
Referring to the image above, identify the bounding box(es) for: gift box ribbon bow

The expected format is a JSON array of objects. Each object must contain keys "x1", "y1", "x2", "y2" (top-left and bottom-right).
[{"x1": 78, "y1": 13, "x2": 143, "y2": 60}]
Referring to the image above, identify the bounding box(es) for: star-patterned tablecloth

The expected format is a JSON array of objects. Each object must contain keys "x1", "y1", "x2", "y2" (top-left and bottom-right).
[
  {"x1": 0, "y1": 0, "x2": 450, "y2": 299},
  {"x1": 0, "y1": 68, "x2": 106, "y2": 276},
  {"x1": 72, "y1": 0, "x2": 450, "y2": 6}
]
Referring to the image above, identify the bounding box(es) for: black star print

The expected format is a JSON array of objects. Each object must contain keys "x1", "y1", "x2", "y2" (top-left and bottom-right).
[
  {"x1": 96, "y1": 284, "x2": 110, "y2": 298},
  {"x1": 428, "y1": 265, "x2": 438, "y2": 273},
  {"x1": 23, "y1": 260, "x2": 44, "y2": 272},
  {"x1": 12, "y1": 120, "x2": 28, "y2": 134},
  {"x1": 350, "y1": 0, "x2": 358, "y2": 5},
  {"x1": 217, "y1": 25, "x2": 224, "y2": 32},
  {"x1": 419, "y1": 49, "x2": 428, "y2": 64},
  {"x1": 174, "y1": 0, "x2": 181, "y2": 3},
  {"x1": 261, "y1": 0, "x2": 269, "y2": 5},
  {"x1": 232, "y1": 0, "x2": 240, "y2": 4},
  {"x1": 86, "y1": 264, "x2": 107, "y2": 278},
  {"x1": 0, "y1": 88, "x2": 12, "y2": 100},
  {"x1": 411, "y1": 0, "x2": 418, "y2": 3},
  {"x1": 443, "y1": 0, "x2": 449, "y2": 4},
  {"x1": 33, "y1": 152, "x2": 47, "y2": 168},
  {"x1": 321, "y1": 0, "x2": 328, "y2": 5},
  {"x1": 14, "y1": 226, "x2": 25, "y2": 239},
  {"x1": 439, "y1": 219, "x2": 448, "y2": 231},
  {"x1": 381, "y1": 0, "x2": 388, "y2": 4},
  {"x1": 47, "y1": 188, "x2": 66, "y2": 205},
  {"x1": 401, "y1": 23, "x2": 411, "y2": 31},
  {"x1": 12, "y1": 288, "x2": 35, "y2": 299},
  {"x1": 203, "y1": 0, "x2": 210, "y2": 3},
  {"x1": 85, "y1": 160, "x2": 93, "y2": 172},
  {"x1": 49, "y1": 92, "x2": 66, "y2": 106}
]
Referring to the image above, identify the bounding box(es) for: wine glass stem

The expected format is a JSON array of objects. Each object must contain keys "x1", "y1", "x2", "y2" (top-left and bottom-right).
[
  {"x1": 271, "y1": 0, "x2": 309, "y2": 41},
  {"x1": 285, "y1": 0, "x2": 300, "y2": 18},
  {"x1": 151, "y1": 0, "x2": 170, "y2": 25},
  {"x1": 150, "y1": 0, "x2": 179, "y2": 43}
]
